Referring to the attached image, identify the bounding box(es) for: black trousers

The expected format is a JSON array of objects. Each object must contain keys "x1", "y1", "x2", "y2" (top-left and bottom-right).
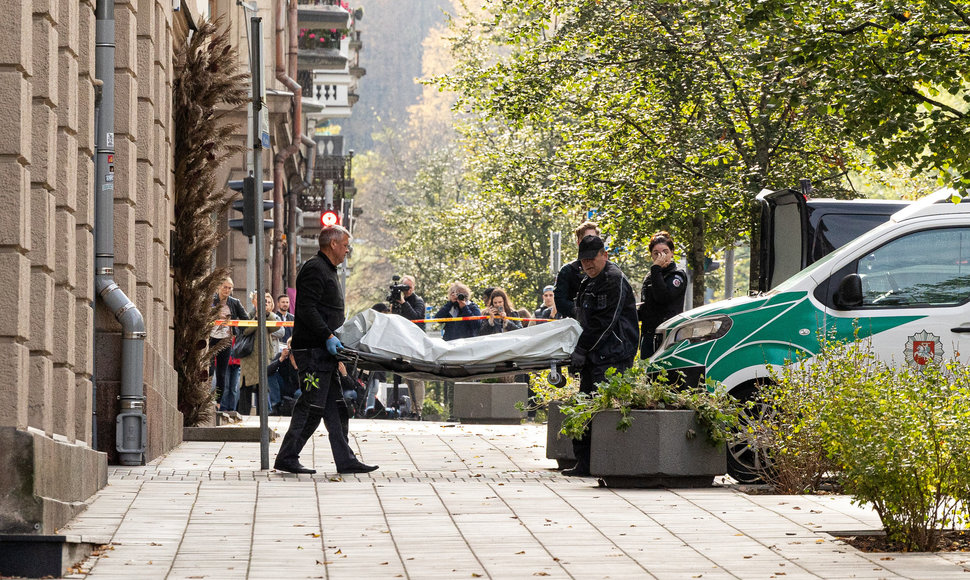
[
  {"x1": 572, "y1": 358, "x2": 634, "y2": 470},
  {"x1": 276, "y1": 367, "x2": 356, "y2": 470}
]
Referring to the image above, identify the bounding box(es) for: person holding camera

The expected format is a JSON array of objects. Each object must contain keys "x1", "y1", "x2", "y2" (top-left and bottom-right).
[
  {"x1": 389, "y1": 275, "x2": 426, "y2": 330},
  {"x1": 434, "y1": 282, "x2": 481, "y2": 341},
  {"x1": 479, "y1": 287, "x2": 522, "y2": 335},
  {"x1": 390, "y1": 275, "x2": 427, "y2": 415}
]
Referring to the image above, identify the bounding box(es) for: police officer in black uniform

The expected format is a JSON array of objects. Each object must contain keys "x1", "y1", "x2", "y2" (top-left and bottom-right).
[
  {"x1": 274, "y1": 225, "x2": 378, "y2": 475},
  {"x1": 553, "y1": 221, "x2": 600, "y2": 319},
  {"x1": 564, "y1": 235, "x2": 639, "y2": 476},
  {"x1": 638, "y1": 231, "x2": 688, "y2": 359}
]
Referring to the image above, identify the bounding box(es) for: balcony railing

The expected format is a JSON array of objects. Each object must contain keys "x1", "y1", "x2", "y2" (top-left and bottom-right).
[
  {"x1": 297, "y1": 1, "x2": 352, "y2": 29},
  {"x1": 298, "y1": 70, "x2": 313, "y2": 99}
]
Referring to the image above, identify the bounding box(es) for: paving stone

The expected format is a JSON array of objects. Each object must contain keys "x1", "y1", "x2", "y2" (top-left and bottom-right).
[{"x1": 55, "y1": 418, "x2": 970, "y2": 579}]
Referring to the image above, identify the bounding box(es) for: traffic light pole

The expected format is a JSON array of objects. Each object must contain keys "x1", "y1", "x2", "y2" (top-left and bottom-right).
[{"x1": 251, "y1": 16, "x2": 271, "y2": 470}]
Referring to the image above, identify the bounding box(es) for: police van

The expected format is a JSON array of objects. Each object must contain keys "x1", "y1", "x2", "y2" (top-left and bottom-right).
[{"x1": 650, "y1": 188, "x2": 970, "y2": 479}]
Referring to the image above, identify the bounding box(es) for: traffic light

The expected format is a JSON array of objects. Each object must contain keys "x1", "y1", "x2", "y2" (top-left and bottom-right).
[
  {"x1": 295, "y1": 209, "x2": 322, "y2": 251},
  {"x1": 704, "y1": 256, "x2": 721, "y2": 273},
  {"x1": 341, "y1": 198, "x2": 354, "y2": 234},
  {"x1": 228, "y1": 178, "x2": 274, "y2": 237}
]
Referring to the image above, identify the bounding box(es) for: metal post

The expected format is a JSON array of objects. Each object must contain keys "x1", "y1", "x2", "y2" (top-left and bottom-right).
[
  {"x1": 251, "y1": 16, "x2": 270, "y2": 470},
  {"x1": 550, "y1": 232, "x2": 562, "y2": 277},
  {"x1": 724, "y1": 248, "x2": 735, "y2": 300}
]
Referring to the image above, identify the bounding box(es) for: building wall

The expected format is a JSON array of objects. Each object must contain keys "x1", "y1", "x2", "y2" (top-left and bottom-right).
[
  {"x1": 0, "y1": 0, "x2": 185, "y2": 534},
  {"x1": 94, "y1": 0, "x2": 182, "y2": 465}
]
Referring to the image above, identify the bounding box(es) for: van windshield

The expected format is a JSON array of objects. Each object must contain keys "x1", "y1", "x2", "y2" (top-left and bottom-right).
[{"x1": 768, "y1": 251, "x2": 838, "y2": 295}]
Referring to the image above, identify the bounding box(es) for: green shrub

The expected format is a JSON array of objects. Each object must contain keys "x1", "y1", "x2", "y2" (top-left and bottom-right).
[
  {"x1": 558, "y1": 362, "x2": 743, "y2": 446},
  {"x1": 747, "y1": 341, "x2": 866, "y2": 493},
  {"x1": 421, "y1": 396, "x2": 447, "y2": 420},
  {"x1": 816, "y1": 346, "x2": 970, "y2": 551}
]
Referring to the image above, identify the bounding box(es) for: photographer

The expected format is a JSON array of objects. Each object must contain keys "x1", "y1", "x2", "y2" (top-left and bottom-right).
[
  {"x1": 389, "y1": 275, "x2": 426, "y2": 330},
  {"x1": 389, "y1": 275, "x2": 426, "y2": 416},
  {"x1": 479, "y1": 287, "x2": 522, "y2": 335},
  {"x1": 434, "y1": 282, "x2": 481, "y2": 341}
]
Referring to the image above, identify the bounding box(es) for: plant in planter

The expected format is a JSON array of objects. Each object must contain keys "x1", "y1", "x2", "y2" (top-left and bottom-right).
[
  {"x1": 516, "y1": 370, "x2": 580, "y2": 468},
  {"x1": 559, "y1": 362, "x2": 744, "y2": 487}
]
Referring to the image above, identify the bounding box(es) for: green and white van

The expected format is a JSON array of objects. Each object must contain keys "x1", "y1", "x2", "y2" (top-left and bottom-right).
[{"x1": 650, "y1": 188, "x2": 970, "y2": 479}]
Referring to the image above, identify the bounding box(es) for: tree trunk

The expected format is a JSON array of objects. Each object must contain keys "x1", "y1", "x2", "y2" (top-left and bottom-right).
[
  {"x1": 746, "y1": 174, "x2": 764, "y2": 295},
  {"x1": 689, "y1": 212, "x2": 706, "y2": 309}
]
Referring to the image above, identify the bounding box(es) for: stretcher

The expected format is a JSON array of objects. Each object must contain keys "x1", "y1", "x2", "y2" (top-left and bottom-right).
[{"x1": 334, "y1": 309, "x2": 579, "y2": 382}]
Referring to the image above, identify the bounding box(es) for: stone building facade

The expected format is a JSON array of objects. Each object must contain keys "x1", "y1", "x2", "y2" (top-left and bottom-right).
[
  {"x1": 1, "y1": 0, "x2": 316, "y2": 534},
  {"x1": 0, "y1": 0, "x2": 188, "y2": 534}
]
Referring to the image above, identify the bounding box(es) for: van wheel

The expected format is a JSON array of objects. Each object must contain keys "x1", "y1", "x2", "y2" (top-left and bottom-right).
[{"x1": 726, "y1": 383, "x2": 774, "y2": 484}]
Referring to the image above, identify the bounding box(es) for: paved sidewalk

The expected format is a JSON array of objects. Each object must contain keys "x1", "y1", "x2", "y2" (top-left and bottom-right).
[{"x1": 58, "y1": 418, "x2": 970, "y2": 579}]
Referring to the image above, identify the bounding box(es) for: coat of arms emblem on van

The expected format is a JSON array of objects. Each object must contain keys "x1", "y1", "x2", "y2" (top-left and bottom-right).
[{"x1": 905, "y1": 330, "x2": 943, "y2": 366}]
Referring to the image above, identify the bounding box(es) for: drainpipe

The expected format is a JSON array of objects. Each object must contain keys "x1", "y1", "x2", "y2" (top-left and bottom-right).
[
  {"x1": 288, "y1": 137, "x2": 315, "y2": 288},
  {"x1": 95, "y1": 0, "x2": 147, "y2": 466},
  {"x1": 274, "y1": 0, "x2": 311, "y2": 295}
]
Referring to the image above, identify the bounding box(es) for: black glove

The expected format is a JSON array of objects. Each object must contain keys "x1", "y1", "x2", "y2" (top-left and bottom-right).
[{"x1": 570, "y1": 347, "x2": 588, "y2": 369}]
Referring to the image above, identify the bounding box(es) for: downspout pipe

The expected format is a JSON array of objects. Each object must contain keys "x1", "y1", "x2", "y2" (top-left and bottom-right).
[
  {"x1": 95, "y1": 0, "x2": 147, "y2": 466},
  {"x1": 274, "y1": 0, "x2": 310, "y2": 294},
  {"x1": 288, "y1": 136, "x2": 315, "y2": 287}
]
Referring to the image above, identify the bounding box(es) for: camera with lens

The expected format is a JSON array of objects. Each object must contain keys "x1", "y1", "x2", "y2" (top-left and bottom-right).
[
  {"x1": 386, "y1": 275, "x2": 410, "y2": 303},
  {"x1": 456, "y1": 293, "x2": 467, "y2": 302}
]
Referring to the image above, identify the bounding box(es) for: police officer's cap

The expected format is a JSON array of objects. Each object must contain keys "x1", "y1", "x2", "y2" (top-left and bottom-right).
[{"x1": 578, "y1": 235, "x2": 605, "y2": 260}]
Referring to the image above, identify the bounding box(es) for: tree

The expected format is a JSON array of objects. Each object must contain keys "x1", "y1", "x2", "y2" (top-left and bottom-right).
[
  {"x1": 764, "y1": 0, "x2": 970, "y2": 187},
  {"x1": 437, "y1": 0, "x2": 860, "y2": 300},
  {"x1": 349, "y1": 2, "x2": 582, "y2": 313},
  {"x1": 172, "y1": 19, "x2": 248, "y2": 426},
  {"x1": 385, "y1": 121, "x2": 580, "y2": 309}
]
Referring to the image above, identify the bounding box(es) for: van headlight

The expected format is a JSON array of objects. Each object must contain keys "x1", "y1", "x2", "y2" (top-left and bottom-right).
[{"x1": 662, "y1": 316, "x2": 732, "y2": 349}]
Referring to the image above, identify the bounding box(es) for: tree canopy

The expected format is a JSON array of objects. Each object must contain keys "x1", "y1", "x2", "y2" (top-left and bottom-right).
[
  {"x1": 436, "y1": 0, "x2": 864, "y2": 299},
  {"x1": 352, "y1": 0, "x2": 970, "y2": 310}
]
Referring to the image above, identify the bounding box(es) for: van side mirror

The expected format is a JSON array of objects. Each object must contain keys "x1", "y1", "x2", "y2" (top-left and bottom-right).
[{"x1": 835, "y1": 274, "x2": 863, "y2": 309}]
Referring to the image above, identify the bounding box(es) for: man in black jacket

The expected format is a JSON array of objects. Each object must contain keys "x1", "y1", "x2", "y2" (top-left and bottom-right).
[
  {"x1": 390, "y1": 275, "x2": 425, "y2": 329},
  {"x1": 554, "y1": 221, "x2": 599, "y2": 319},
  {"x1": 274, "y1": 225, "x2": 378, "y2": 475},
  {"x1": 390, "y1": 275, "x2": 426, "y2": 414},
  {"x1": 565, "y1": 235, "x2": 639, "y2": 476}
]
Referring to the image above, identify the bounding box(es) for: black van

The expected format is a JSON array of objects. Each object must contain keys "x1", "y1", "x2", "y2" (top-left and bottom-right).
[{"x1": 757, "y1": 181, "x2": 910, "y2": 292}]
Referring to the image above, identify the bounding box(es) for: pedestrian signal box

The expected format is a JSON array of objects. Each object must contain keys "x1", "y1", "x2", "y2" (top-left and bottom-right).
[{"x1": 228, "y1": 178, "x2": 274, "y2": 237}]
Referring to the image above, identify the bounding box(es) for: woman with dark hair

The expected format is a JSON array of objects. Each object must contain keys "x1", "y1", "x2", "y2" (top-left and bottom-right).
[
  {"x1": 638, "y1": 231, "x2": 688, "y2": 359},
  {"x1": 479, "y1": 287, "x2": 523, "y2": 335}
]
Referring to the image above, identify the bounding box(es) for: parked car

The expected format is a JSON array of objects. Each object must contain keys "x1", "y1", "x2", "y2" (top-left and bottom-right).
[{"x1": 651, "y1": 188, "x2": 969, "y2": 480}]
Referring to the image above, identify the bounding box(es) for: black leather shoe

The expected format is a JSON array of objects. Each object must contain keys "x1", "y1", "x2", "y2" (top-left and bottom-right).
[
  {"x1": 561, "y1": 465, "x2": 591, "y2": 477},
  {"x1": 274, "y1": 462, "x2": 316, "y2": 474},
  {"x1": 337, "y1": 462, "x2": 379, "y2": 474}
]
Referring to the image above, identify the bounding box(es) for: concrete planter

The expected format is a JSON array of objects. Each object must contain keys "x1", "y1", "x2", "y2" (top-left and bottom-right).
[
  {"x1": 545, "y1": 401, "x2": 576, "y2": 469},
  {"x1": 590, "y1": 409, "x2": 726, "y2": 488},
  {"x1": 453, "y1": 382, "x2": 527, "y2": 424}
]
